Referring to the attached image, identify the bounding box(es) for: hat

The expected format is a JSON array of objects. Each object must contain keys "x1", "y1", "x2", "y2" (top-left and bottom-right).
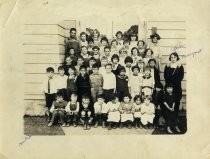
[{"x1": 150, "y1": 33, "x2": 161, "y2": 40}]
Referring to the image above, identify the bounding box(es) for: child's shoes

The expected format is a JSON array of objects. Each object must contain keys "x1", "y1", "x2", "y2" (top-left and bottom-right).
[
  {"x1": 66, "y1": 123, "x2": 70, "y2": 127},
  {"x1": 175, "y1": 126, "x2": 181, "y2": 133},
  {"x1": 167, "y1": 126, "x2": 173, "y2": 134},
  {"x1": 61, "y1": 123, "x2": 66, "y2": 127},
  {"x1": 107, "y1": 123, "x2": 112, "y2": 130},
  {"x1": 48, "y1": 122, "x2": 53, "y2": 127},
  {"x1": 102, "y1": 121, "x2": 106, "y2": 128},
  {"x1": 94, "y1": 121, "x2": 99, "y2": 128},
  {"x1": 83, "y1": 124, "x2": 87, "y2": 130},
  {"x1": 87, "y1": 124, "x2": 91, "y2": 130},
  {"x1": 73, "y1": 123, "x2": 77, "y2": 127}
]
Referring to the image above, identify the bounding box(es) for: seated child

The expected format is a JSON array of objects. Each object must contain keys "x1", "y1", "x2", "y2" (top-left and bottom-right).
[
  {"x1": 162, "y1": 84, "x2": 181, "y2": 134},
  {"x1": 79, "y1": 95, "x2": 94, "y2": 130},
  {"x1": 130, "y1": 66, "x2": 142, "y2": 98},
  {"x1": 107, "y1": 94, "x2": 121, "y2": 130},
  {"x1": 111, "y1": 54, "x2": 122, "y2": 76},
  {"x1": 119, "y1": 94, "x2": 134, "y2": 129},
  {"x1": 133, "y1": 95, "x2": 143, "y2": 129},
  {"x1": 66, "y1": 66, "x2": 77, "y2": 101},
  {"x1": 141, "y1": 95, "x2": 155, "y2": 129},
  {"x1": 90, "y1": 64, "x2": 103, "y2": 103},
  {"x1": 48, "y1": 92, "x2": 67, "y2": 127},
  {"x1": 56, "y1": 66, "x2": 68, "y2": 101},
  {"x1": 93, "y1": 94, "x2": 108, "y2": 128},
  {"x1": 65, "y1": 94, "x2": 80, "y2": 127}
]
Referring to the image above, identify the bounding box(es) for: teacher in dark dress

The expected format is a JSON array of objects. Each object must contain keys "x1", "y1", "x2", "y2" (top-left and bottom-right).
[{"x1": 164, "y1": 52, "x2": 184, "y2": 118}]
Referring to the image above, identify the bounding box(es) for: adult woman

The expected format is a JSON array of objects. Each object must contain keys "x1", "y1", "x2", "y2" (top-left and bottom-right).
[
  {"x1": 164, "y1": 52, "x2": 184, "y2": 118},
  {"x1": 92, "y1": 29, "x2": 101, "y2": 47}
]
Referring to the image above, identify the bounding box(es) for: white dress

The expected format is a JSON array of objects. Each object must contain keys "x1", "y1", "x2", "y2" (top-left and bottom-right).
[
  {"x1": 129, "y1": 74, "x2": 142, "y2": 97},
  {"x1": 107, "y1": 102, "x2": 121, "y2": 122},
  {"x1": 140, "y1": 103, "x2": 155, "y2": 125},
  {"x1": 133, "y1": 103, "x2": 142, "y2": 118},
  {"x1": 119, "y1": 102, "x2": 134, "y2": 122}
]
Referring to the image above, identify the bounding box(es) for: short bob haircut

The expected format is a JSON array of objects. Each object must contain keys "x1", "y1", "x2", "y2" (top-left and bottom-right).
[
  {"x1": 123, "y1": 39, "x2": 130, "y2": 45},
  {"x1": 133, "y1": 95, "x2": 142, "y2": 102},
  {"x1": 169, "y1": 52, "x2": 180, "y2": 61},
  {"x1": 124, "y1": 56, "x2": 133, "y2": 64},
  {"x1": 145, "y1": 48, "x2": 154, "y2": 55},
  {"x1": 46, "y1": 67, "x2": 54, "y2": 73},
  {"x1": 131, "y1": 47, "x2": 140, "y2": 55},
  {"x1": 70, "y1": 28, "x2": 76, "y2": 33},
  {"x1": 115, "y1": 31, "x2": 123, "y2": 37},
  {"x1": 148, "y1": 58, "x2": 157, "y2": 64},
  {"x1": 137, "y1": 40, "x2": 145, "y2": 46},
  {"x1": 92, "y1": 46, "x2": 100, "y2": 51},
  {"x1": 111, "y1": 54, "x2": 119, "y2": 62},
  {"x1": 111, "y1": 39, "x2": 118, "y2": 45},
  {"x1": 143, "y1": 95, "x2": 152, "y2": 101},
  {"x1": 93, "y1": 29, "x2": 100, "y2": 37},
  {"x1": 100, "y1": 36, "x2": 109, "y2": 44},
  {"x1": 123, "y1": 93, "x2": 132, "y2": 100},
  {"x1": 131, "y1": 65, "x2": 140, "y2": 72}
]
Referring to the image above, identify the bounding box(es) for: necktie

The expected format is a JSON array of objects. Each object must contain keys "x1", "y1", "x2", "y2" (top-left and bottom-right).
[{"x1": 48, "y1": 78, "x2": 51, "y2": 93}]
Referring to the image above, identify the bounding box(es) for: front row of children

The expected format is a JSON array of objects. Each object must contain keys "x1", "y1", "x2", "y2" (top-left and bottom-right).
[{"x1": 47, "y1": 84, "x2": 181, "y2": 133}]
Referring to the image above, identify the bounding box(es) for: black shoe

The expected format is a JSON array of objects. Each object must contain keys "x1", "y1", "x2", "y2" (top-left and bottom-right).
[{"x1": 108, "y1": 123, "x2": 112, "y2": 130}]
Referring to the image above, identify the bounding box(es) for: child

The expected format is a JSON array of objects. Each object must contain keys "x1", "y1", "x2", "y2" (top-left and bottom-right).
[
  {"x1": 111, "y1": 54, "x2": 122, "y2": 76},
  {"x1": 89, "y1": 64, "x2": 103, "y2": 103},
  {"x1": 130, "y1": 66, "x2": 142, "y2": 98},
  {"x1": 56, "y1": 66, "x2": 68, "y2": 101},
  {"x1": 43, "y1": 67, "x2": 57, "y2": 121},
  {"x1": 87, "y1": 57, "x2": 97, "y2": 75},
  {"x1": 141, "y1": 95, "x2": 155, "y2": 129},
  {"x1": 102, "y1": 64, "x2": 116, "y2": 103},
  {"x1": 140, "y1": 67, "x2": 154, "y2": 97},
  {"x1": 66, "y1": 66, "x2": 77, "y2": 101},
  {"x1": 48, "y1": 92, "x2": 67, "y2": 127},
  {"x1": 162, "y1": 84, "x2": 181, "y2": 134},
  {"x1": 80, "y1": 46, "x2": 90, "y2": 67},
  {"x1": 75, "y1": 56, "x2": 84, "y2": 75},
  {"x1": 93, "y1": 94, "x2": 108, "y2": 128},
  {"x1": 100, "y1": 36, "x2": 109, "y2": 57},
  {"x1": 99, "y1": 56, "x2": 108, "y2": 75},
  {"x1": 115, "y1": 31, "x2": 124, "y2": 47},
  {"x1": 79, "y1": 32, "x2": 88, "y2": 47},
  {"x1": 63, "y1": 56, "x2": 75, "y2": 76},
  {"x1": 76, "y1": 65, "x2": 91, "y2": 102},
  {"x1": 148, "y1": 58, "x2": 161, "y2": 87},
  {"x1": 137, "y1": 59, "x2": 145, "y2": 77},
  {"x1": 103, "y1": 46, "x2": 112, "y2": 63},
  {"x1": 143, "y1": 48, "x2": 154, "y2": 66},
  {"x1": 116, "y1": 66, "x2": 130, "y2": 102},
  {"x1": 131, "y1": 47, "x2": 142, "y2": 66},
  {"x1": 65, "y1": 93, "x2": 80, "y2": 127},
  {"x1": 107, "y1": 94, "x2": 121, "y2": 130},
  {"x1": 124, "y1": 56, "x2": 133, "y2": 78},
  {"x1": 79, "y1": 95, "x2": 94, "y2": 130},
  {"x1": 119, "y1": 94, "x2": 134, "y2": 129},
  {"x1": 137, "y1": 40, "x2": 146, "y2": 58},
  {"x1": 133, "y1": 95, "x2": 142, "y2": 128},
  {"x1": 120, "y1": 40, "x2": 131, "y2": 56},
  {"x1": 87, "y1": 37, "x2": 94, "y2": 54},
  {"x1": 93, "y1": 29, "x2": 101, "y2": 47},
  {"x1": 129, "y1": 33, "x2": 138, "y2": 49},
  {"x1": 92, "y1": 46, "x2": 101, "y2": 67},
  {"x1": 111, "y1": 39, "x2": 120, "y2": 55},
  {"x1": 119, "y1": 50, "x2": 128, "y2": 66}
]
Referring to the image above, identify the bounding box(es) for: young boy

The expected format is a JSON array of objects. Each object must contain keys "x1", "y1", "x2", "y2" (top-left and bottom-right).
[
  {"x1": 65, "y1": 93, "x2": 80, "y2": 127},
  {"x1": 43, "y1": 67, "x2": 57, "y2": 121},
  {"x1": 102, "y1": 46, "x2": 112, "y2": 63},
  {"x1": 89, "y1": 64, "x2": 103, "y2": 103},
  {"x1": 48, "y1": 92, "x2": 67, "y2": 127},
  {"x1": 87, "y1": 57, "x2": 97, "y2": 75},
  {"x1": 99, "y1": 56, "x2": 108, "y2": 75},
  {"x1": 80, "y1": 46, "x2": 90, "y2": 67},
  {"x1": 92, "y1": 46, "x2": 101, "y2": 67},
  {"x1": 76, "y1": 65, "x2": 91, "y2": 102},
  {"x1": 75, "y1": 56, "x2": 84, "y2": 75},
  {"x1": 79, "y1": 32, "x2": 88, "y2": 47},
  {"x1": 56, "y1": 66, "x2": 68, "y2": 101},
  {"x1": 79, "y1": 95, "x2": 94, "y2": 130},
  {"x1": 93, "y1": 94, "x2": 108, "y2": 128},
  {"x1": 63, "y1": 56, "x2": 75, "y2": 76},
  {"x1": 102, "y1": 63, "x2": 116, "y2": 103}
]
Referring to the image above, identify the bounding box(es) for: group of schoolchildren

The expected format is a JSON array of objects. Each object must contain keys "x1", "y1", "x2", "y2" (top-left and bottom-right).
[{"x1": 43, "y1": 28, "x2": 181, "y2": 133}]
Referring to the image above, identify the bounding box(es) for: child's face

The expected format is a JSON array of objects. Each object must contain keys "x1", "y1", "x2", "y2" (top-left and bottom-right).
[
  {"x1": 47, "y1": 71, "x2": 54, "y2": 78},
  {"x1": 133, "y1": 68, "x2": 139, "y2": 75},
  {"x1": 144, "y1": 98, "x2": 150, "y2": 105},
  {"x1": 92, "y1": 67, "x2": 99, "y2": 74},
  {"x1": 97, "y1": 98, "x2": 104, "y2": 104},
  {"x1": 88, "y1": 41, "x2": 94, "y2": 47},
  {"x1": 68, "y1": 68, "x2": 75, "y2": 75},
  {"x1": 101, "y1": 40, "x2": 108, "y2": 46},
  {"x1": 144, "y1": 70, "x2": 151, "y2": 76},
  {"x1": 59, "y1": 69, "x2": 65, "y2": 76},
  {"x1": 101, "y1": 59, "x2": 108, "y2": 66},
  {"x1": 132, "y1": 49, "x2": 138, "y2": 56},
  {"x1": 170, "y1": 55, "x2": 178, "y2": 63},
  {"x1": 80, "y1": 34, "x2": 86, "y2": 41},
  {"x1": 70, "y1": 30, "x2": 76, "y2": 39},
  {"x1": 152, "y1": 37, "x2": 158, "y2": 43},
  {"x1": 146, "y1": 50, "x2": 152, "y2": 56},
  {"x1": 104, "y1": 49, "x2": 110, "y2": 56},
  {"x1": 65, "y1": 57, "x2": 72, "y2": 65},
  {"x1": 69, "y1": 49, "x2": 75, "y2": 55},
  {"x1": 105, "y1": 65, "x2": 112, "y2": 73},
  {"x1": 112, "y1": 41, "x2": 117, "y2": 47},
  {"x1": 81, "y1": 47, "x2": 88, "y2": 54},
  {"x1": 117, "y1": 33, "x2": 122, "y2": 39},
  {"x1": 125, "y1": 62, "x2": 132, "y2": 67},
  {"x1": 80, "y1": 68, "x2": 86, "y2": 76},
  {"x1": 120, "y1": 51, "x2": 128, "y2": 57},
  {"x1": 89, "y1": 60, "x2": 96, "y2": 66},
  {"x1": 71, "y1": 95, "x2": 77, "y2": 102},
  {"x1": 93, "y1": 49, "x2": 99, "y2": 55},
  {"x1": 135, "y1": 98, "x2": 141, "y2": 105},
  {"x1": 138, "y1": 41, "x2": 144, "y2": 47},
  {"x1": 112, "y1": 97, "x2": 118, "y2": 104},
  {"x1": 112, "y1": 58, "x2": 119, "y2": 64},
  {"x1": 149, "y1": 61, "x2": 156, "y2": 68},
  {"x1": 131, "y1": 36, "x2": 136, "y2": 41},
  {"x1": 82, "y1": 98, "x2": 90, "y2": 108},
  {"x1": 93, "y1": 31, "x2": 99, "y2": 38},
  {"x1": 166, "y1": 87, "x2": 173, "y2": 94},
  {"x1": 124, "y1": 42, "x2": 129, "y2": 47},
  {"x1": 123, "y1": 96, "x2": 130, "y2": 103},
  {"x1": 138, "y1": 62, "x2": 144, "y2": 69},
  {"x1": 57, "y1": 96, "x2": 63, "y2": 102},
  {"x1": 119, "y1": 71, "x2": 126, "y2": 76},
  {"x1": 77, "y1": 58, "x2": 84, "y2": 65}
]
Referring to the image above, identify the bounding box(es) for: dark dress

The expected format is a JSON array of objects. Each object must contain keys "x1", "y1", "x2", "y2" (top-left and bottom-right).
[
  {"x1": 116, "y1": 75, "x2": 129, "y2": 101},
  {"x1": 164, "y1": 64, "x2": 184, "y2": 116},
  {"x1": 66, "y1": 76, "x2": 77, "y2": 100}
]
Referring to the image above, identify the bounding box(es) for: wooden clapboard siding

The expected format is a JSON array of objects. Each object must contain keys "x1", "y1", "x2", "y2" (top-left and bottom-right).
[{"x1": 24, "y1": 54, "x2": 64, "y2": 63}]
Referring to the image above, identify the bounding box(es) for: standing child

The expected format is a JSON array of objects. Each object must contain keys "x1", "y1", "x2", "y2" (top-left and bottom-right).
[
  {"x1": 87, "y1": 57, "x2": 96, "y2": 75},
  {"x1": 124, "y1": 56, "x2": 133, "y2": 78},
  {"x1": 119, "y1": 50, "x2": 128, "y2": 66},
  {"x1": 79, "y1": 32, "x2": 88, "y2": 47},
  {"x1": 92, "y1": 46, "x2": 101, "y2": 67},
  {"x1": 76, "y1": 65, "x2": 91, "y2": 102},
  {"x1": 48, "y1": 92, "x2": 67, "y2": 127},
  {"x1": 87, "y1": 37, "x2": 94, "y2": 54},
  {"x1": 148, "y1": 58, "x2": 161, "y2": 87},
  {"x1": 143, "y1": 48, "x2": 154, "y2": 66},
  {"x1": 111, "y1": 39, "x2": 120, "y2": 55},
  {"x1": 141, "y1": 95, "x2": 155, "y2": 129},
  {"x1": 103, "y1": 46, "x2": 112, "y2": 63},
  {"x1": 111, "y1": 54, "x2": 122, "y2": 76},
  {"x1": 93, "y1": 94, "x2": 108, "y2": 128},
  {"x1": 79, "y1": 95, "x2": 94, "y2": 130},
  {"x1": 89, "y1": 64, "x2": 103, "y2": 103},
  {"x1": 119, "y1": 94, "x2": 134, "y2": 129},
  {"x1": 137, "y1": 40, "x2": 146, "y2": 58},
  {"x1": 102, "y1": 64, "x2": 116, "y2": 103},
  {"x1": 75, "y1": 56, "x2": 84, "y2": 76},
  {"x1": 107, "y1": 94, "x2": 121, "y2": 130},
  {"x1": 129, "y1": 33, "x2": 138, "y2": 49},
  {"x1": 115, "y1": 31, "x2": 124, "y2": 47},
  {"x1": 116, "y1": 66, "x2": 130, "y2": 102},
  {"x1": 63, "y1": 56, "x2": 76, "y2": 76},
  {"x1": 66, "y1": 66, "x2": 77, "y2": 101},
  {"x1": 80, "y1": 46, "x2": 90, "y2": 67},
  {"x1": 140, "y1": 67, "x2": 154, "y2": 97},
  {"x1": 100, "y1": 37, "x2": 109, "y2": 57},
  {"x1": 133, "y1": 95, "x2": 143, "y2": 129},
  {"x1": 65, "y1": 93, "x2": 80, "y2": 127},
  {"x1": 162, "y1": 84, "x2": 181, "y2": 134},
  {"x1": 120, "y1": 40, "x2": 131, "y2": 56},
  {"x1": 43, "y1": 67, "x2": 57, "y2": 121},
  {"x1": 99, "y1": 56, "x2": 108, "y2": 75},
  {"x1": 131, "y1": 47, "x2": 142, "y2": 66},
  {"x1": 137, "y1": 59, "x2": 145, "y2": 78},
  {"x1": 56, "y1": 66, "x2": 68, "y2": 101}
]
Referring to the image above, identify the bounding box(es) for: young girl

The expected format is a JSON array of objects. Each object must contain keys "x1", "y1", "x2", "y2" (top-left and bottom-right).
[
  {"x1": 131, "y1": 47, "x2": 142, "y2": 66},
  {"x1": 107, "y1": 94, "x2": 121, "y2": 130},
  {"x1": 111, "y1": 39, "x2": 120, "y2": 56},
  {"x1": 129, "y1": 33, "x2": 138, "y2": 49},
  {"x1": 124, "y1": 56, "x2": 133, "y2": 79},
  {"x1": 143, "y1": 48, "x2": 154, "y2": 66},
  {"x1": 140, "y1": 67, "x2": 154, "y2": 97},
  {"x1": 87, "y1": 57, "x2": 96, "y2": 75},
  {"x1": 93, "y1": 29, "x2": 101, "y2": 47},
  {"x1": 63, "y1": 56, "x2": 75, "y2": 76},
  {"x1": 137, "y1": 59, "x2": 145, "y2": 78},
  {"x1": 148, "y1": 58, "x2": 161, "y2": 88},
  {"x1": 115, "y1": 31, "x2": 124, "y2": 47},
  {"x1": 66, "y1": 66, "x2": 77, "y2": 101},
  {"x1": 133, "y1": 95, "x2": 142, "y2": 129},
  {"x1": 75, "y1": 56, "x2": 84, "y2": 76},
  {"x1": 100, "y1": 36, "x2": 109, "y2": 57},
  {"x1": 162, "y1": 84, "x2": 181, "y2": 134},
  {"x1": 130, "y1": 66, "x2": 142, "y2": 98},
  {"x1": 65, "y1": 93, "x2": 80, "y2": 127},
  {"x1": 119, "y1": 94, "x2": 134, "y2": 129},
  {"x1": 141, "y1": 95, "x2": 155, "y2": 129},
  {"x1": 120, "y1": 40, "x2": 131, "y2": 56},
  {"x1": 111, "y1": 54, "x2": 122, "y2": 76},
  {"x1": 116, "y1": 66, "x2": 130, "y2": 102},
  {"x1": 137, "y1": 40, "x2": 146, "y2": 58},
  {"x1": 79, "y1": 32, "x2": 88, "y2": 47},
  {"x1": 87, "y1": 37, "x2": 94, "y2": 54},
  {"x1": 119, "y1": 50, "x2": 128, "y2": 66},
  {"x1": 79, "y1": 95, "x2": 94, "y2": 130}
]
